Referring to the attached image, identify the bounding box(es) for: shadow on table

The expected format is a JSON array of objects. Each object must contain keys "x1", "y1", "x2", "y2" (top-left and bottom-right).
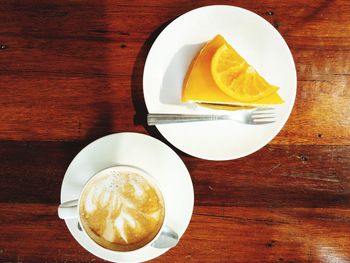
[
  {"x1": 130, "y1": 20, "x2": 171, "y2": 140},
  {"x1": 0, "y1": 1, "x2": 114, "y2": 204}
]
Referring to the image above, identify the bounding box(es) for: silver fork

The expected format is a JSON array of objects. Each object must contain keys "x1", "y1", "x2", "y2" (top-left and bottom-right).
[{"x1": 147, "y1": 108, "x2": 276, "y2": 126}]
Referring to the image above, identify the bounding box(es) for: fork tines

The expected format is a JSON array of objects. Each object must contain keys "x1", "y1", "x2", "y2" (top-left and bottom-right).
[{"x1": 251, "y1": 107, "x2": 276, "y2": 124}]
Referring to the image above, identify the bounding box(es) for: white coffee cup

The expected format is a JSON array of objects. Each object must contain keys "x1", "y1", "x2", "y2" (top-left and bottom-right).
[{"x1": 58, "y1": 165, "x2": 178, "y2": 252}]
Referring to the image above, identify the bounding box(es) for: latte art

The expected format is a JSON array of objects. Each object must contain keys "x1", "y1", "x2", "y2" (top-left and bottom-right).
[{"x1": 79, "y1": 168, "x2": 165, "y2": 251}]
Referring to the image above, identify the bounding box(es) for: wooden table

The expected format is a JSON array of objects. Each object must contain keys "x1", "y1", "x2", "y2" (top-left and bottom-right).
[{"x1": 1, "y1": 0, "x2": 350, "y2": 262}]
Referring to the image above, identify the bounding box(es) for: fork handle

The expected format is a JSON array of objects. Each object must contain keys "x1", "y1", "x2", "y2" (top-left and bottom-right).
[{"x1": 147, "y1": 113, "x2": 230, "y2": 125}]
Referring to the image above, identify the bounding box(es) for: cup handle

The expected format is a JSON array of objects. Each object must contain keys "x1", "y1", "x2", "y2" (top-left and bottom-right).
[
  {"x1": 58, "y1": 199, "x2": 79, "y2": 219},
  {"x1": 151, "y1": 225, "x2": 179, "y2": 249}
]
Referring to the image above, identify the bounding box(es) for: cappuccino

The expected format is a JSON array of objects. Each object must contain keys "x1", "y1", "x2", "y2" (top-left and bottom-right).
[{"x1": 79, "y1": 167, "x2": 165, "y2": 251}]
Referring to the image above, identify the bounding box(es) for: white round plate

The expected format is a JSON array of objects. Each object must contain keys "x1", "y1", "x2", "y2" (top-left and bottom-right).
[
  {"x1": 143, "y1": 5, "x2": 297, "y2": 160},
  {"x1": 60, "y1": 132, "x2": 194, "y2": 263}
]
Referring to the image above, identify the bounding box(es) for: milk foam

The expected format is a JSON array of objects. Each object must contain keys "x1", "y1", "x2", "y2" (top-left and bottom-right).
[
  {"x1": 84, "y1": 173, "x2": 121, "y2": 213},
  {"x1": 80, "y1": 169, "x2": 164, "y2": 250}
]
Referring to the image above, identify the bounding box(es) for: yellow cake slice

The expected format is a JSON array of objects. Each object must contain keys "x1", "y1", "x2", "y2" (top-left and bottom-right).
[{"x1": 182, "y1": 35, "x2": 284, "y2": 108}]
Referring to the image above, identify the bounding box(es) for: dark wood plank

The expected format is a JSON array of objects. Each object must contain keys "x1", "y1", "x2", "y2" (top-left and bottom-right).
[
  {"x1": 190, "y1": 144, "x2": 350, "y2": 208},
  {"x1": 0, "y1": 141, "x2": 83, "y2": 203},
  {"x1": 0, "y1": 204, "x2": 99, "y2": 263},
  {"x1": 1, "y1": 204, "x2": 350, "y2": 262},
  {"x1": 1, "y1": 142, "x2": 349, "y2": 207},
  {"x1": 0, "y1": 0, "x2": 349, "y2": 144}
]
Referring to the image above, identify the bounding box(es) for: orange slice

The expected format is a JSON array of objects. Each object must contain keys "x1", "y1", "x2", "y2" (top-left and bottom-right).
[
  {"x1": 182, "y1": 34, "x2": 284, "y2": 107},
  {"x1": 211, "y1": 44, "x2": 278, "y2": 102}
]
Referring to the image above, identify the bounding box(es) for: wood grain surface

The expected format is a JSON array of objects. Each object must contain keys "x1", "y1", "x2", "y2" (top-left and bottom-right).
[{"x1": 0, "y1": 0, "x2": 350, "y2": 262}]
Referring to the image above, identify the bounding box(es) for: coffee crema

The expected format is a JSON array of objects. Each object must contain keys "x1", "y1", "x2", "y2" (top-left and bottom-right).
[{"x1": 79, "y1": 168, "x2": 165, "y2": 251}]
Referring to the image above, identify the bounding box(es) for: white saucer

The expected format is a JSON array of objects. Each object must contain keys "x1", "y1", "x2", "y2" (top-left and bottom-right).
[
  {"x1": 60, "y1": 132, "x2": 194, "y2": 262},
  {"x1": 143, "y1": 5, "x2": 297, "y2": 160}
]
